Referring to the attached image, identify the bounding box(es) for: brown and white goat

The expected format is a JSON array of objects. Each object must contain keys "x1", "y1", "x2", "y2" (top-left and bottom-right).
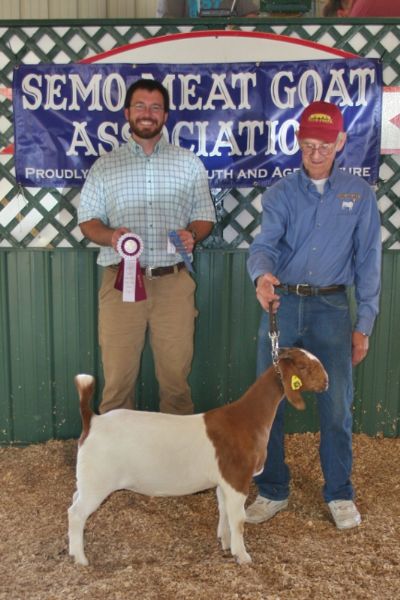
[{"x1": 68, "y1": 347, "x2": 328, "y2": 566}]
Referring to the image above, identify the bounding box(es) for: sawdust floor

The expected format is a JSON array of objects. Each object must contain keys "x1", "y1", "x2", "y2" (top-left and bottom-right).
[{"x1": 1, "y1": 433, "x2": 399, "y2": 600}]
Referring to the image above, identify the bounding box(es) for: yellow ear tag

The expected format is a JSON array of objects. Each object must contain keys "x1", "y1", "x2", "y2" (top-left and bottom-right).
[{"x1": 291, "y1": 375, "x2": 303, "y2": 390}]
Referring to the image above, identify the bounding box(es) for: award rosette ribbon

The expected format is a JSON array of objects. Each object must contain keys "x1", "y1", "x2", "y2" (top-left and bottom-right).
[{"x1": 114, "y1": 233, "x2": 146, "y2": 302}]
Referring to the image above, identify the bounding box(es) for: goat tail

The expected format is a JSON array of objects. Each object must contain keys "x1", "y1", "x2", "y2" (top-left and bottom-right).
[{"x1": 74, "y1": 374, "x2": 95, "y2": 446}]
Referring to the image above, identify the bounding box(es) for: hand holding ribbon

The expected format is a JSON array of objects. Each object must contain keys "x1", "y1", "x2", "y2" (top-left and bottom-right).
[{"x1": 168, "y1": 230, "x2": 194, "y2": 273}]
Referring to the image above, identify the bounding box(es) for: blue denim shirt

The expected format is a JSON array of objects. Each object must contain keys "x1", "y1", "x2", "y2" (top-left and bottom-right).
[{"x1": 247, "y1": 164, "x2": 381, "y2": 335}]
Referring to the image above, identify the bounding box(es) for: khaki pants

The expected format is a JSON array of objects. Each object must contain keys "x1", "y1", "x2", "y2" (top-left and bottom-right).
[{"x1": 98, "y1": 267, "x2": 197, "y2": 414}]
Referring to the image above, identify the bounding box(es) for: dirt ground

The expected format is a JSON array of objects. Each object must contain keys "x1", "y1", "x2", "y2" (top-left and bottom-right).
[{"x1": 1, "y1": 433, "x2": 399, "y2": 600}]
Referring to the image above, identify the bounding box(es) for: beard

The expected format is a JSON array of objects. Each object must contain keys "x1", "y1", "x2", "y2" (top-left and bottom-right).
[{"x1": 129, "y1": 117, "x2": 165, "y2": 140}]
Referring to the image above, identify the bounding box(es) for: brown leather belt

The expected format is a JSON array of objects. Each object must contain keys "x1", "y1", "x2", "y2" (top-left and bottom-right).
[
  {"x1": 140, "y1": 262, "x2": 186, "y2": 279},
  {"x1": 276, "y1": 284, "x2": 346, "y2": 296}
]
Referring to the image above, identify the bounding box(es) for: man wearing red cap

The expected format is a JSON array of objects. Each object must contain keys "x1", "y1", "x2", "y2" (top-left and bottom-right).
[{"x1": 247, "y1": 101, "x2": 381, "y2": 529}]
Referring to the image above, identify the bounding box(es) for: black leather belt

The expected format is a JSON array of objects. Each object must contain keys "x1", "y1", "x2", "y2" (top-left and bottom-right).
[
  {"x1": 276, "y1": 284, "x2": 346, "y2": 296},
  {"x1": 140, "y1": 262, "x2": 186, "y2": 279}
]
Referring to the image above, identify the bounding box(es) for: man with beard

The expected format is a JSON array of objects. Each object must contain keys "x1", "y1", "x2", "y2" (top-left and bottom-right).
[{"x1": 78, "y1": 79, "x2": 216, "y2": 415}]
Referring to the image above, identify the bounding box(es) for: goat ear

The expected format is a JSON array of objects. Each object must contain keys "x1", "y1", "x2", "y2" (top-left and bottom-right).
[{"x1": 279, "y1": 361, "x2": 306, "y2": 410}]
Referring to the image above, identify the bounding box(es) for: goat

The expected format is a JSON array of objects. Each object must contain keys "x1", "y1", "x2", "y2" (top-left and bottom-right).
[{"x1": 68, "y1": 347, "x2": 328, "y2": 566}]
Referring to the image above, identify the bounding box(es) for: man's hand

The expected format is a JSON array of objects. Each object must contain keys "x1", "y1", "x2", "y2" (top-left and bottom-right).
[
  {"x1": 79, "y1": 219, "x2": 130, "y2": 250},
  {"x1": 352, "y1": 331, "x2": 369, "y2": 366},
  {"x1": 176, "y1": 221, "x2": 214, "y2": 253},
  {"x1": 176, "y1": 229, "x2": 196, "y2": 254},
  {"x1": 110, "y1": 227, "x2": 130, "y2": 251},
  {"x1": 255, "y1": 273, "x2": 281, "y2": 312}
]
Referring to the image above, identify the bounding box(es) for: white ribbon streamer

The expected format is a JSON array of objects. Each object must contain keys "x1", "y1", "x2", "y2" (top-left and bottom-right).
[{"x1": 116, "y1": 233, "x2": 144, "y2": 303}]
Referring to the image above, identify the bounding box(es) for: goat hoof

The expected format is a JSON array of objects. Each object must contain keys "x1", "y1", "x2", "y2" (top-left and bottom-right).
[
  {"x1": 71, "y1": 553, "x2": 89, "y2": 566},
  {"x1": 77, "y1": 557, "x2": 89, "y2": 566},
  {"x1": 221, "y1": 542, "x2": 230, "y2": 551},
  {"x1": 236, "y1": 552, "x2": 252, "y2": 565},
  {"x1": 218, "y1": 536, "x2": 230, "y2": 551}
]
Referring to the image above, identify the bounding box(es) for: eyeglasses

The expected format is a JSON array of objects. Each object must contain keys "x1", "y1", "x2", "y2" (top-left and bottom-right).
[
  {"x1": 129, "y1": 102, "x2": 164, "y2": 114},
  {"x1": 299, "y1": 142, "x2": 337, "y2": 157}
]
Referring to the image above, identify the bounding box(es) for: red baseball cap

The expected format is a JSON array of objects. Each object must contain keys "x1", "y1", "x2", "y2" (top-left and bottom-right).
[{"x1": 298, "y1": 101, "x2": 344, "y2": 143}]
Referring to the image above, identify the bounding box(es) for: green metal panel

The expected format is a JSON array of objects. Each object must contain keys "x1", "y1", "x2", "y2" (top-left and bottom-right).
[
  {"x1": 6, "y1": 251, "x2": 53, "y2": 442},
  {"x1": 0, "y1": 251, "x2": 12, "y2": 442},
  {"x1": 191, "y1": 251, "x2": 261, "y2": 409},
  {"x1": 0, "y1": 250, "x2": 102, "y2": 443},
  {"x1": 1, "y1": 248, "x2": 399, "y2": 444},
  {"x1": 353, "y1": 252, "x2": 400, "y2": 437},
  {"x1": 50, "y1": 251, "x2": 101, "y2": 437}
]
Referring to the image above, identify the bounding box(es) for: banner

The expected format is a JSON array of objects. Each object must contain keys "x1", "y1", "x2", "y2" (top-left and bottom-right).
[{"x1": 13, "y1": 58, "x2": 382, "y2": 188}]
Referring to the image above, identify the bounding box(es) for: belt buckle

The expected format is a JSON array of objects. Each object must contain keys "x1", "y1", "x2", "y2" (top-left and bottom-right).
[
  {"x1": 296, "y1": 284, "x2": 310, "y2": 296},
  {"x1": 145, "y1": 266, "x2": 158, "y2": 280}
]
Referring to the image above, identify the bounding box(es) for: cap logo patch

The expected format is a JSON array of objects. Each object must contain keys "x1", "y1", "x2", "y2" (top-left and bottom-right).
[{"x1": 308, "y1": 113, "x2": 333, "y2": 125}]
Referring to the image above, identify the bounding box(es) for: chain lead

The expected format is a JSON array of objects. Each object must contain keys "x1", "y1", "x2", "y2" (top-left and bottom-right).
[{"x1": 268, "y1": 301, "x2": 280, "y2": 365}]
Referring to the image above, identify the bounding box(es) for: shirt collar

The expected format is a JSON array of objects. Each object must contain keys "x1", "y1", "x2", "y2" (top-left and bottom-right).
[
  {"x1": 299, "y1": 162, "x2": 341, "y2": 192},
  {"x1": 327, "y1": 163, "x2": 342, "y2": 187},
  {"x1": 128, "y1": 134, "x2": 167, "y2": 156}
]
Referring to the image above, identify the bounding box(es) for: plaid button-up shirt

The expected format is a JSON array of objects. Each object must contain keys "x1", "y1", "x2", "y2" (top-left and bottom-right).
[{"x1": 78, "y1": 136, "x2": 216, "y2": 267}]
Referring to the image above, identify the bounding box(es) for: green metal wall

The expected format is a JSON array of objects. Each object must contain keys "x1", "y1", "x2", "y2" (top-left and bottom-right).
[{"x1": 1, "y1": 248, "x2": 399, "y2": 444}]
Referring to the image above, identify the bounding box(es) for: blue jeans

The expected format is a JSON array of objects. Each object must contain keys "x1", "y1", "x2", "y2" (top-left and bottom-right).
[{"x1": 255, "y1": 291, "x2": 354, "y2": 503}]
